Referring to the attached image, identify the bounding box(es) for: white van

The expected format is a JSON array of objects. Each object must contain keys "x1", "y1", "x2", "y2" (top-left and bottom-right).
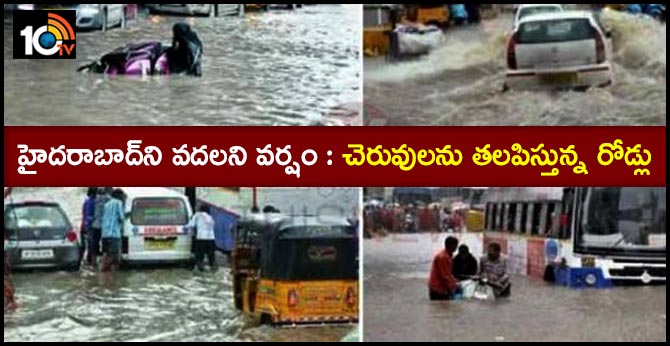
[{"x1": 120, "y1": 188, "x2": 194, "y2": 264}]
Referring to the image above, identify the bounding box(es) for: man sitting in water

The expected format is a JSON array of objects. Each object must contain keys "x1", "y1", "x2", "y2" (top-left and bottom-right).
[
  {"x1": 428, "y1": 236, "x2": 459, "y2": 300},
  {"x1": 480, "y1": 243, "x2": 511, "y2": 298},
  {"x1": 453, "y1": 244, "x2": 478, "y2": 281}
]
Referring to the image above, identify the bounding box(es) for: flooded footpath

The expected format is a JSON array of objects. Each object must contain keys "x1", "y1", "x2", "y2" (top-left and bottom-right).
[
  {"x1": 4, "y1": 188, "x2": 357, "y2": 342},
  {"x1": 4, "y1": 5, "x2": 361, "y2": 126},
  {"x1": 364, "y1": 233, "x2": 666, "y2": 342},
  {"x1": 365, "y1": 11, "x2": 666, "y2": 126}
]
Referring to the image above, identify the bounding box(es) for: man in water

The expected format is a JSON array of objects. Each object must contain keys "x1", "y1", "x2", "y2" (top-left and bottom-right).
[
  {"x1": 190, "y1": 205, "x2": 217, "y2": 272},
  {"x1": 453, "y1": 244, "x2": 478, "y2": 281},
  {"x1": 90, "y1": 188, "x2": 112, "y2": 269},
  {"x1": 101, "y1": 189, "x2": 126, "y2": 272},
  {"x1": 428, "y1": 236, "x2": 459, "y2": 300},
  {"x1": 480, "y1": 243, "x2": 511, "y2": 298}
]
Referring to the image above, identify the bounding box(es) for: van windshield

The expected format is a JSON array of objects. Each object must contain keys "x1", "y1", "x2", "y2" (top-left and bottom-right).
[{"x1": 131, "y1": 198, "x2": 188, "y2": 225}]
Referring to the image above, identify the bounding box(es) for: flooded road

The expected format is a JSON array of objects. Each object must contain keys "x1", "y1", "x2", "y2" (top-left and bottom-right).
[
  {"x1": 364, "y1": 11, "x2": 666, "y2": 126},
  {"x1": 4, "y1": 5, "x2": 361, "y2": 126},
  {"x1": 4, "y1": 188, "x2": 357, "y2": 342},
  {"x1": 364, "y1": 234, "x2": 666, "y2": 342}
]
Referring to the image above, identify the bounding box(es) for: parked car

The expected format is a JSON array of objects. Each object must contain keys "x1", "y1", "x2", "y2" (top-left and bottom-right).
[
  {"x1": 4, "y1": 201, "x2": 81, "y2": 271},
  {"x1": 504, "y1": 11, "x2": 613, "y2": 91},
  {"x1": 147, "y1": 4, "x2": 217, "y2": 16}
]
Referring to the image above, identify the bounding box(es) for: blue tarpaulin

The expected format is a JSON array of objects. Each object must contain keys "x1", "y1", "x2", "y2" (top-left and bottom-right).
[{"x1": 200, "y1": 202, "x2": 239, "y2": 252}]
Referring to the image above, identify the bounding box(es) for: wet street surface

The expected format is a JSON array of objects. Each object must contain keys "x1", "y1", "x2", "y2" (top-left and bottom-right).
[
  {"x1": 364, "y1": 11, "x2": 666, "y2": 126},
  {"x1": 4, "y1": 188, "x2": 357, "y2": 342},
  {"x1": 4, "y1": 5, "x2": 361, "y2": 126},
  {"x1": 364, "y1": 234, "x2": 666, "y2": 342}
]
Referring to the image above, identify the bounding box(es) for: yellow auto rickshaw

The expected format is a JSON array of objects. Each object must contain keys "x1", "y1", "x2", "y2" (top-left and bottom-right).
[
  {"x1": 405, "y1": 4, "x2": 451, "y2": 28},
  {"x1": 232, "y1": 214, "x2": 359, "y2": 326},
  {"x1": 363, "y1": 4, "x2": 397, "y2": 57}
]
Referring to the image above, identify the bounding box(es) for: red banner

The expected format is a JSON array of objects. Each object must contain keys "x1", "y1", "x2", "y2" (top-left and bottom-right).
[{"x1": 4, "y1": 126, "x2": 666, "y2": 187}]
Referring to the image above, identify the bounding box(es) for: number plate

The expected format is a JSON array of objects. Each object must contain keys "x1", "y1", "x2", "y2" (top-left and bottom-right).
[
  {"x1": 539, "y1": 72, "x2": 579, "y2": 85},
  {"x1": 21, "y1": 249, "x2": 54, "y2": 260},
  {"x1": 144, "y1": 239, "x2": 176, "y2": 251}
]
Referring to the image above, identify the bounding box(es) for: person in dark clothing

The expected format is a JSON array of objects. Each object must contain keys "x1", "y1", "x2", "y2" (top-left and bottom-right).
[
  {"x1": 168, "y1": 23, "x2": 203, "y2": 76},
  {"x1": 453, "y1": 245, "x2": 479, "y2": 281},
  {"x1": 81, "y1": 187, "x2": 97, "y2": 266},
  {"x1": 465, "y1": 4, "x2": 481, "y2": 24}
]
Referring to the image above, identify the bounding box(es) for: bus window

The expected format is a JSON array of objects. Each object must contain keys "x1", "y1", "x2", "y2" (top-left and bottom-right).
[
  {"x1": 498, "y1": 203, "x2": 505, "y2": 231},
  {"x1": 545, "y1": 203, "x2": 557, "y2": 236},
  {"x1": 520, "y1": 203, "x2": 529, "y2": 234},
  {"x1": 531, "y1": 203, "x2": 542, "y2": 235},
  {"x1": 491, "y1": 204, "x2": 498, "y2": 230},
  {"x1": 507, "y1": 203, "x2": 517, "y2": 232}
]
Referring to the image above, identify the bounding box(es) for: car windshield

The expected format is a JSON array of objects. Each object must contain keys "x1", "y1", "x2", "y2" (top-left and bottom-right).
[
  {"x1": 4, "y1": 205, "x2": 69, "y2": 229},
  {"x1": 518, "y1": 6, "x2": 562, "y2": 21},
  {"x1": 518, "y1": 18, "x2": 595, "y2": 44},
  {"x1": 579, "y1": 188, "x2": 666, "y2": 251},
  {"x1": 131, "y1": 198, "x2": 189, "y2": 226}
]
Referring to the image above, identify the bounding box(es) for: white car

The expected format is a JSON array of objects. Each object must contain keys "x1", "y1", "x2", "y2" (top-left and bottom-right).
[
  {"x1": 75, "y1": 4, "x2": 125, "y2": 31},
  {"x1": 147, "y1": 4, "x2": 221, "y2": 16},
  {"x1": 504, "y1": 11, "x2": 613, "y2": 91},
  {"x1": 513, "y1": 4, "x2": 564, "y2": 28}
]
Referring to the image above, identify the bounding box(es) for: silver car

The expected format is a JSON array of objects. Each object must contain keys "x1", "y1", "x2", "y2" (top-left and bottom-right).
[
  {"x1": 74, "y1": 4, "x2": 125, "y2": 30},
  {"x1": 147, "y1": 4, "x2": 215, "y2": 16},
  {"x1": 4, "y1": 201, "x2": 81, "y2": 271}
]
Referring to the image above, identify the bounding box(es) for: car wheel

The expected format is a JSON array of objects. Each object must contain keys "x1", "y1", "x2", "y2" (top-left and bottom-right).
[{"x1": 65, "y1": 262, "x2": 81, "y2": 272}]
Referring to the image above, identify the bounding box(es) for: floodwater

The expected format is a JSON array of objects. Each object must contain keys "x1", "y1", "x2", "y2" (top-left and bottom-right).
[
  {"x1": 4, "y1": 187, "x2": 358, "y2": 342},
  {"x1": 364, "y1": 233, "x2": 666, "y2": 342},
  {"x1": 3, "y1": 5, "x2": 361, "y2": 126},
  {"x1": 364, "y1": 10, "x2": 666, "y2": 126}
]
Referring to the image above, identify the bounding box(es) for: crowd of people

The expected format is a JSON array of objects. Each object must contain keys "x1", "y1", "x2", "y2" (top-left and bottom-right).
[
  {"x1": 428, "y1": 236, "x2": 511, "y2": 301},
  {"x1": 364, "y1": 203, "x2": 466, "y2": 236}
]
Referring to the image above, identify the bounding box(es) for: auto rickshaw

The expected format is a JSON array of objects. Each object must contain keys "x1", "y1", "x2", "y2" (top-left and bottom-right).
[
  {"x1": 363, "y1": 4, "x2": 398, "y2": 57},
  {"x1": 232, "y1": 214, "x2": 359, "y2": 326},
  {"x1": 245, "y1": 4, "x2": 268, "y2": 12},
  {"x1": 405, "y1": 4, "x2": 451, "y2": 28}
]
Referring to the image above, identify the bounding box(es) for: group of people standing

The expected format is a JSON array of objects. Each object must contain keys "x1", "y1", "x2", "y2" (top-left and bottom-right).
[
  {"x1": 81, "y1": 188, "x2": 219, "y2": 272},
  {"x1": 365, "y1": 204, "x2": 466, "y2": 236},
  {"x1": 428, "y1": 236, "x2": 511, "y2": 301},
  {"x1": 81, "y1": 187, "x2": 126, "y2": 271}
]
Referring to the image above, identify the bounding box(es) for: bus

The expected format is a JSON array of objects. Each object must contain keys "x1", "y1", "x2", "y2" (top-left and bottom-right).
[{"x1": 483, "y1": 187, "x2": 665, "y2": 288}]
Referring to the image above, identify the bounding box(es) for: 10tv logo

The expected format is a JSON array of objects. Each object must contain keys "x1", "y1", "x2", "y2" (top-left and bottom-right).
[{"x1": 13, "y1": 11, "x2": 76, "y2": 59}]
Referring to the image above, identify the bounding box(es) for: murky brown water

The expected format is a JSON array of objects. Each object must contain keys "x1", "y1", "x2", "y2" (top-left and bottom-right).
[
  {"x1": 3, "y1": 188, "x2": 358, "y2": 342},
  {"x1": 364, "y1": 11, "x2": 666, "y2": 126},
  {"x1": 3, "y1": 5, "x2": 361, "y2": 126},
  {"x1": 364, "y1": 233, "x2": 666, "y2": 342}
]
